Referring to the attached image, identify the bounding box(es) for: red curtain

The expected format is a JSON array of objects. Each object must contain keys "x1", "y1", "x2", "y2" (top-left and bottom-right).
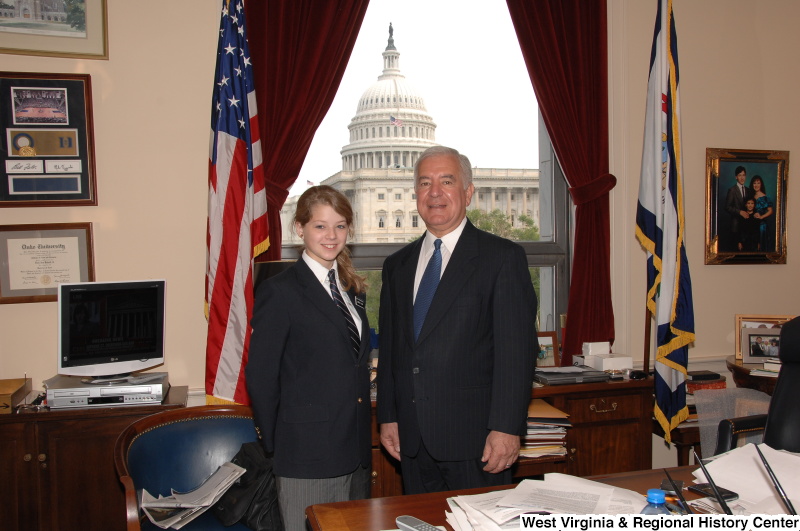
[
  {"x1": 506, "y1": 0, "x2": 615, "y2": 365},
  {"x1": 245, "y1": 0, "x2": 370, "y2": 261}
]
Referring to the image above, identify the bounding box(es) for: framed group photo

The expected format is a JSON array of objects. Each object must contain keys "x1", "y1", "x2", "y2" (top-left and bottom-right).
[
  {"x1": 705, "y1": 148, "x2": 789, "y2": 265},
  {"x1": 0, "y1": 72, "x2": 97, "y2": 207},
  {"x1": 735, "y1": 314, "x2": 794, "y2": 360},
  {"x1": 0, "y1": 222, "x2": 95, "y2": 304}
]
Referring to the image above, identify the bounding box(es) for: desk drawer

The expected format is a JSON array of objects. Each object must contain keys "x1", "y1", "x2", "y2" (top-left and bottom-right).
[{"x1": 566, "y1": 394, "x2": 642, "y2": 423}]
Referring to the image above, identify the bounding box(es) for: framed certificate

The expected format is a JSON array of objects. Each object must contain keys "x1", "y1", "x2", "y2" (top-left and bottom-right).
[
  {"x1": 0, "y1": 223, "x2": 95, "y2": 304},
  {"x1": 0, "y1": 72, "x2": 97, "y2": 207}
]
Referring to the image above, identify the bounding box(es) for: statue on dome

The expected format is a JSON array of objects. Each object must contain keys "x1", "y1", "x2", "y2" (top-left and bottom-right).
[{"x1": 389, "y1": 23, "x2": 393, "y2": 38}]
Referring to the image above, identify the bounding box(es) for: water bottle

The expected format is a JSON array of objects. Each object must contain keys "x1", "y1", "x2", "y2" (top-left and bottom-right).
[{"x1": 640, "y1": 489, "x2": 671, "y2": 515}]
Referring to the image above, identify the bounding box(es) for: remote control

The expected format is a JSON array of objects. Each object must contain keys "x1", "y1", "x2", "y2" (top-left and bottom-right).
[{"x1": 396, "y1": 515, "x2": 439, "y2": 531}]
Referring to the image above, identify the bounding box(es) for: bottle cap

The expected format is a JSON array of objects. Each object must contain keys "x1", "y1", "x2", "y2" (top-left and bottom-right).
[{"x1": 646, "y1": 488, "x2": 666, "y2": 504}]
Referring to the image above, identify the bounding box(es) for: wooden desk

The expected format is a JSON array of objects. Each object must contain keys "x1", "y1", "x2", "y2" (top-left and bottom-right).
[
  {"x1": 369, "y1": 378, "x2": 654, "y2": 496},
  {"x1": 726, "y1": 356, "x2": 777, "y2": 395},
  {"x1": 0, "y1": 385, "x2": 187, "y2": 531},
  {"x1": 306, "y1": 466, "x2": 699, "y2": 531}
]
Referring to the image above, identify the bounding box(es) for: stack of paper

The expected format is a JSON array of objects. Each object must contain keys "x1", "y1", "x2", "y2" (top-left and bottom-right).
[
  {"x1": 140, "y1": 462, "x2": 245, "y2": 529},
  {"x1": 521, "y1": 399, "x2": 570, "y2": 458},
  {"x1": 445, "y1": 473, "x2": 648, "y2": 530}
]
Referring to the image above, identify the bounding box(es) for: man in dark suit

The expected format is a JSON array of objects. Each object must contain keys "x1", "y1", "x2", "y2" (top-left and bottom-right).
[
  {"x1": 724, "y1": 165, "x2": 753, "y2": 252},
  {"x1": 376, "y1": 145, "x2": 538, "y2": 494}
]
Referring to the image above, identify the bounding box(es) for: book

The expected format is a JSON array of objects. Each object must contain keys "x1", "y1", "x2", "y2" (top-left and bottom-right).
[{"x1": 687, "y1": 370, "x2": 721, "y2": 381}]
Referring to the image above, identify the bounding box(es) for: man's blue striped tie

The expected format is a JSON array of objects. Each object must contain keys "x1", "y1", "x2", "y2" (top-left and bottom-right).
[{"x1": 413, "y1": 238, "x2": 442, "y2": 341}]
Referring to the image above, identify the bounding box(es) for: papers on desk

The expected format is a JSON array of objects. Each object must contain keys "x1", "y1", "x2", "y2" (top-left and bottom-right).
[
  {"x1": 140, "y1": 462, "x2": 245, "y2": 529},
  {"x1": 522, "y1": 400, "x2": 570, "y2": 458},
  {"x1": 445, "y1": 473, "x2": 648, "y2": 530},
  {"x1": 689, "y1": 443, "x2": 800, "y2": 515}
]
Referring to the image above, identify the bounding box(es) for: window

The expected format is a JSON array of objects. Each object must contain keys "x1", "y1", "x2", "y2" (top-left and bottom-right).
[{"x1": 287, "y1": 3, "x2": 571, "y2": 334}]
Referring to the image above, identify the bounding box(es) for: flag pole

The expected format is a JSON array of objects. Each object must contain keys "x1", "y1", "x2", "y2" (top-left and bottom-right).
[{"x1": 643, "y1": 306, "x2": 652, "y2": 375}]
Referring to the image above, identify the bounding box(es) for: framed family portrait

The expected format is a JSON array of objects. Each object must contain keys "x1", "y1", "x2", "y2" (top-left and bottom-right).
[
  {"x1": 705, "y1": 148, "x2": 789, "y2": 265},
  {"x1": 536, "y1": 332, "x2": 560, "y2": 367},
  {"x1": 735, "y1": 314, "x2": 794, "y2": 360},
  {"x1": 0, "y1": 0, "x2": 108, "y2": 59},
  {"x1": 0, "y1": 72, "x2": 97, "y2": 207},
  {"x1": 0, "y1": 223, "x2": 95, "y2": 304}
]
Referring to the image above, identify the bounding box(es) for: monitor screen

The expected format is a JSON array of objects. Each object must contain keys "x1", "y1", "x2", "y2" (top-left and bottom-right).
[{"x1": 57, "y1": 280, "x2": 166, "y2": 378}]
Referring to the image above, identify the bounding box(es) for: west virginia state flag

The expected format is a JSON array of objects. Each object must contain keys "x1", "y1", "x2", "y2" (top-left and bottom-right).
[{"x1": 635, "y1": 0, "x2": 695, "y2": 442}]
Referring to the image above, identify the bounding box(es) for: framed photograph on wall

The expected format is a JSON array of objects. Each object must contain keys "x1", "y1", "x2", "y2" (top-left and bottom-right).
[
  {"x1": 0, "y1": 0, "x2": 108, "y2": 59},
  {"x1": 742, "y1": 329, "x2": 781, "y2": 364},
  {"x1": 735, "y1": 314, "x2": 794, "y2": 359},
  {"x1": 536, "y1": 332, "x2": 560, "y2": 367},
  {"x1": 705, "y1": 148, "x2": 789, "y2": 265},
  {"x1": 0, "y1": 223, "x2": 95, "y2": 304},
  {"x1": 0, "y1": 72, "x2": 97, "y2": 207}
]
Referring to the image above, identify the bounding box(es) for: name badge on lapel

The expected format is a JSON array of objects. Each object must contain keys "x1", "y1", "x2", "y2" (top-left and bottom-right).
[{"x1": 355, "y1": 294, "x2": 366, "y2": 309}]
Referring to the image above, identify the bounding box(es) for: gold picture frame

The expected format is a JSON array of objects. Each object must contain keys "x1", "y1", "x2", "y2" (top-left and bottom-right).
[
  {"x1": 0, "y1": 0, "x2": 108, "y2": 59},
  {"x1": 705, "y1": 148, "x2": 789, "y2": 265},
  {"x1": 735, "y1": 314, "x2": 794, "y2": 359}
]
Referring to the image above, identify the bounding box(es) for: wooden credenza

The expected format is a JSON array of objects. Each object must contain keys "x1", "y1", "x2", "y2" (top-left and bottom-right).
[
  {"x1": 0, "y1": 386, "x2": 187, "y2": 531},
  {"x1": 369, "y1": 378, "x2": 653, "y2": 497}
]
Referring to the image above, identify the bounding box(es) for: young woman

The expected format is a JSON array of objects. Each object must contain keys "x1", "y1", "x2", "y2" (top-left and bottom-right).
[
  {"x1": 750, "y1": 175, "x2": 774, "y2": 252},
  {"x1": 246, "y1": 186, "x2": 371, "y2": 529}
]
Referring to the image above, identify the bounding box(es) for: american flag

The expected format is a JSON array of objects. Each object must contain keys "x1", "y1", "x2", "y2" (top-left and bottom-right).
[
  {"x1": 390, "y1": 115, "x2": 403, "y2": 127},
  {"x1": 206, "y1": 0, "x2": 268, "y2": 405}
]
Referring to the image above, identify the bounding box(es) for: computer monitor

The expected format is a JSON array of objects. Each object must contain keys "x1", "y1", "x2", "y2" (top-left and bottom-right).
[{"x1": 57, "y1": 280, "x2": 166, "y2": 379}]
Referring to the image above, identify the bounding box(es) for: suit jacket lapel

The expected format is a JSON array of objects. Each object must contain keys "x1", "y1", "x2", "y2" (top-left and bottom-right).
[
  {"x1": 294, "y1": 260, "x2": 353, "y2": 350},
  {"x1": 398, "y1": 238, "x2": 424, "y2": 347},
  {"x1": 416, "y1": 221, "x2": 478, "y2": 344},
  {"x1": 349, "y1": 289, "x2": 370, "y2": 362}
]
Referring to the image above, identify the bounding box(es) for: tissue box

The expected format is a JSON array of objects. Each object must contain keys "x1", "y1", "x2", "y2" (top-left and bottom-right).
[
  {"x1": 583, "y1": 354, "x2": 632, "y2": 372},
  {"x1": 582, "y1": 342, "x2": 611, "y2": 356},
  {"x1": 0, "y1": 378, "x2": 32, "y2": 414}
]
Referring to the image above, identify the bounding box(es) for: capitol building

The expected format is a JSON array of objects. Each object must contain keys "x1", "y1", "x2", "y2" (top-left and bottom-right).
[{"x1": 280, "y1": 25, "x2": 540, "y2": 245}]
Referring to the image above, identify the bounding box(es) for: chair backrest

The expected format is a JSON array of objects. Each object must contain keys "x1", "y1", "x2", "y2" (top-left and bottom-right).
[
  {"x1": 764, "y1": 316, "x2": 800, "y2": 451},
  {"x1": 115, "y1": 405, "x2": 259, "y2": 496}
]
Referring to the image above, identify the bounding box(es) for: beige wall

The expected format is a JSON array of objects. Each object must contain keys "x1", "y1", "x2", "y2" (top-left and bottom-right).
[
  {"x1": 1, "y1": 1, "x2": 798, "y2": 418},
  {"x1": 0, "y1": 1, "x2": 219, "y2": 390}
]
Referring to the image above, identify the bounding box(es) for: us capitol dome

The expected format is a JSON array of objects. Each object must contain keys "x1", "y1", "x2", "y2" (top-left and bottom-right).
[{"x1": 281, "y1": 24, "x2": 540, "y2": 244}]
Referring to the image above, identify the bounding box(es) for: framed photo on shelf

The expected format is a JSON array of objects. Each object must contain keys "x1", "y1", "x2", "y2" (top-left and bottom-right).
[
  {"x1": 0, "y1": 223, "x2": 95, "y2": 304},
  {"x1": 742, "y1": 328, "x2": 781, "y2": 364},
  {"x1": 536, "y1": 332, "x2": 560, "y2": 367},
  {"x1": 0, "y1": 72, "x2": 97, "y2": 207},
  {"x1": 735, "y1": 314, "x2": 794, "y2": 359},
  {"x1": 705, "y1": 147, "x2": 789, "y2": 265},
  {"x1": 0, "y1": 0, "x2": 108, "y2": 59}
]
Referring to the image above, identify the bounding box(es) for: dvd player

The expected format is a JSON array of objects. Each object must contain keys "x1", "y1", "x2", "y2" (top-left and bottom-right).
[{"x1": 44, "y1": 372, "x2": 169, "y2": 409}]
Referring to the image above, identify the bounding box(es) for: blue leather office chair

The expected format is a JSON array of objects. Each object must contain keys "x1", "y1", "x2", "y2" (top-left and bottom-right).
[
  {"x1": 715, "y1": 315, "x2": 800, "y2": 455},
  {"x1": 114, "y1": 405, "x2": 260, "y2": 531}
]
